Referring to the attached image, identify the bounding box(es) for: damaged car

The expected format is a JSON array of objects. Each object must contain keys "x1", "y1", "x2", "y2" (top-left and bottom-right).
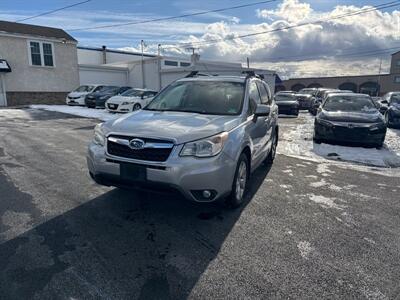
[
  {"x1": 383, "y1": 92, "x2": 400, "y2": 128},
  {"x1": 314, "y1": 93, "x2": 387, "y2": 148}
]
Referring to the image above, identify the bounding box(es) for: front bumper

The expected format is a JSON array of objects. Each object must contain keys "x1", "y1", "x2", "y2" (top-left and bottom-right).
[
  {"x1": 387, "y1": 111, "x2": 400, "y2": 127},
  {"x1": 106, "y1": 102, "x2": 132, "y2": 113},
  {"x1": 314, "y1": 122, "x2": 386, "y2": 145},
  {"x1": 87, "y1": 142, "x2": 237, "y2": 202},
  {"x1": 66, "y1": 97, "x2": 85, "y2": 106}
]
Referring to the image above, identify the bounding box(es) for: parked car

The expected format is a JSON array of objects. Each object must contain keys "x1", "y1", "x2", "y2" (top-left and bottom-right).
[
  {"x1": 314, "y1": 93, "x2": 386, "y2": 148},
  {"x1": 371, "y1": 96, "x2": 388, "y2": 114},
  {"x1": 106, "y1": 89, "x2": 158, "y2": 113},
  {"x1": 87, "y1": 74, "x2": 279, "y2": 207},
  {"x1": 298, "y1": 88, "x2": 318, "y2": 97},
  {"x1": 382, "y1": 92, "x2": 400, "y2": 128},
  {"x1": 85, "y1": 86, "x2": 131, "y2": 109},
  {"x1": 309, "y1": 88, "x2": 337, "y2": 115},
  {"x1": 274, "y1": 93, "x2": 299, "y2": 116},
  {"x1": 276, "y1": 90, "x2": 296, "y2": 95},
  {"x1": 295, "y1": 92, "x2": 313, "y2": 110},
  {"x1": 66, "y1": 85, "x2": 104, "y2": 106}
]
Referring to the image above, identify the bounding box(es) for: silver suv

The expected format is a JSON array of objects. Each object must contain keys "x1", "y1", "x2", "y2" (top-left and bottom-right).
[{"x1": 87, "y1": 73, "x2": 279, "y2": 207}]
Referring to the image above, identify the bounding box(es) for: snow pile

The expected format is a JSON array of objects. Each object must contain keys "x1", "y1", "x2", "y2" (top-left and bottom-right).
[
  {"x1": 30, "y1": 105, "x2": 120, "y2": 121},
  {"x1": 278, "y1": 113, "x2": 400, "y2": 168}
]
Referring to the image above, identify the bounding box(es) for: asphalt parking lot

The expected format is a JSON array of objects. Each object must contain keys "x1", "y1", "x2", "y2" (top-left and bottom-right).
[{"x1": 0, "y1": 108, "x2": 400, "y2": 299}]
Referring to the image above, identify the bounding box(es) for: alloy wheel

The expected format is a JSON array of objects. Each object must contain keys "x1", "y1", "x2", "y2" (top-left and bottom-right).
[{"x1": 235, "y1": 161, "x2": 247, "y2": 201}]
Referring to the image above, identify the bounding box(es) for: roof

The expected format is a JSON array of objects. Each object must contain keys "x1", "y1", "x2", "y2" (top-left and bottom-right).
[
  {"x1": 0, "y1": 20, "x2": 76, "y2": 42},
  {"x1": 178, "y1": 75, "x2": 247, "y2": 83}
]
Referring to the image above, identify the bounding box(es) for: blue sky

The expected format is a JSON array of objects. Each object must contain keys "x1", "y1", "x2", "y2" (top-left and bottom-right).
[{"x1": 1, "y1": 0, "x2": 399, "y2": 78}]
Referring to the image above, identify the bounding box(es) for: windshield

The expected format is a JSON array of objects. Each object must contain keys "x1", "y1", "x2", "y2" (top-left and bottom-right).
[
  {"x1": 121, "y1": 89, "x2": 142, "y2": 97},
  {"x1": 145, "y1": 81, "x2": 245, "y2": 115},
  {"x1": 323, "y1": 95, "x2": 377, "y2": 113},
  {"x1": 98, "y1": 86, "x2": 119, "y2": 93},
  {"x1": 390, "y1": 94, "x2": 400, "y2": 104},
  {"x1": 74, "y1": 85, "x2": 94, "y2": 92},
  {"x1": 299, "y1": 89, "x2": 316, "y2": 96},
  {"x1": 275, "y1": 94, "x2": 296, "y2": 101}
]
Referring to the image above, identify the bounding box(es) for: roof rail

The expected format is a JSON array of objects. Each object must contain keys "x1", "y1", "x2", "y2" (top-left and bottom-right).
[
  {"x1": 242, "y1": 70, "x2": 264, "y2": 80},
  {"x1": 185, "y1": 71, "x2": 213, "y2": 78}
]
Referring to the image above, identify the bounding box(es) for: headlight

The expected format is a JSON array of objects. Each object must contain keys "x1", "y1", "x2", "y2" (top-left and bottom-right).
[
  {"x1": 121, "y1": 102, "x2": 130, "y2": 105},
  {"x1": 99, "y1": 95, "x2": 110, "y2": 100},
  {"x1": 180, "y1": 132, "x2": 228, "y2": 158},
  {"x1": 93, "y1": 123, "x2": 105, "y2": 146},
  {"x1": 316, "y1": 118, "x2": 333, "y2": 128}
]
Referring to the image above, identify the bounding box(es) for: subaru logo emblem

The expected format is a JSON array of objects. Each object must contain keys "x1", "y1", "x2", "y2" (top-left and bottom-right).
[{"x1": 129, "y1": 138, "x2": 145, "y2": 150}]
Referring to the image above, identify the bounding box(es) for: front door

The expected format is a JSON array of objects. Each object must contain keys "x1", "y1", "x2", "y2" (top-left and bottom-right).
[{"x1": 0, "y1": 75, "x2": 5, "y2": 107}]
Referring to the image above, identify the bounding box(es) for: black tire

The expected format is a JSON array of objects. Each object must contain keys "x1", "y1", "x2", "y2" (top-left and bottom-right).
[
  {"x1": 226, "y1": 153, "x2": 249, "y2": 208},
  {"x1": 133, "y1": 103, "x2": 142, "y2": 111},
  {"x1": 313, "y1": 137, "x2": 322, "y2": 144},
  {"x1": 266, "y1": 130, "x2": 278, "y2": 164}
]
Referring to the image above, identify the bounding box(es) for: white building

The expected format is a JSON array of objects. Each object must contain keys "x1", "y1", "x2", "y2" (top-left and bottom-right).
[
  {"x1": 77, "y1": 46, "x2": 277, "y2": 92},
  {"x1": 0, "y1": 20, "x2": 79, "y2": 106}
]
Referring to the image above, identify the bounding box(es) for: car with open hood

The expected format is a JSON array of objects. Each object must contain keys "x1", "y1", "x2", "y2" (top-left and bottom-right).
[
  {"x1": 87, "y1": 73, "x2": 279, "y2": 207},
  {"x1": 106, "y1": 89, "x2": 158, "y2": 113},
  {"x1": 314, "y1": 93, "x2": 386, "y2": 148},
  {"x1": 383, "y1": 92, "x2": 400, "y2": 128},
  {"x1": 85, "y1": 86, "x2": 131, "y2": 109},
  {"x1": 274, "y1": 92, "x2": 299, "y2": 116},
  {"x1": 309, "y1": 88, "x2": 337, "y2": 115},
  {"x1": 66, "y1": 85, "x2": 104, "y2": 106}
]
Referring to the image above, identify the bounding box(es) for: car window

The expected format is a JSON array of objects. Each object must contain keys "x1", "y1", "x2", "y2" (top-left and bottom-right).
[
  {"x1": 275, "y1": 94, "x2": 296, "y2": 101},
  {"x1": 92, "y1": 86, "x2": 104, "y2": 92},
  {"x1": 145, "y1": 81, "x2": 245, "y2": 115},
  {"x1": 74, "y1": 85, "x2": 93, "y2": 92},
  {"x1": 248, "y1": 81, "x2": 261, "y2": 115},
  {"x1": 390, "y1": 93, "x2": 400, "y2": 104},
  {"x1": 323, "y1": 95, "x2": 377, "y2": 113},
  {"x1": 257, "y1": 82, "x2": 271, "y2": 105}
]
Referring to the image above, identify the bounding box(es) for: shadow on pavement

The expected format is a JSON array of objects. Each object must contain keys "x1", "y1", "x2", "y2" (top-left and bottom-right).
[{"x1": 0, "y1": 165, "x2": 272, "y2": 299}]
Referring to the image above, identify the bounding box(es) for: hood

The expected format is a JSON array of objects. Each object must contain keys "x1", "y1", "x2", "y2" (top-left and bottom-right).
[
  {"x1": 276, "y1": 101, "x2": 298, "y2": 106},
  {"x1": 68, "y1": 91, "x2": 88, "y2": 97},
  {"x1": 107, "y1": 95, "x2": 136, "y2": 104},
  {"x1": 320, "y1": 110, "x2": 383, "y2": 123},
  {"x1": 103, "y1": 110, "x2": 241, "y2": 144},
  {"x1": 391, "y1": 103, "x2": 400, "y2": 110}
]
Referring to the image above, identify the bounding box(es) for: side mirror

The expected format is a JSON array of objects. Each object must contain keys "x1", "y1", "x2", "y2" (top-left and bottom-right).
[{"x1": 255, "y1": 104, "x2": 271, "y2": 117}]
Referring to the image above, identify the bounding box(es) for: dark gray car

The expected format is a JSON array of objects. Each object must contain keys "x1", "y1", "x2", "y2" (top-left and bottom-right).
[{"x1": 87, "y1": 74, "x2": 279, "y2": 207}]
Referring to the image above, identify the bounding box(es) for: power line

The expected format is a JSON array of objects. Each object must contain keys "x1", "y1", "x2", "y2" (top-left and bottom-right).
[
  {"x1": 15, "y1": 0, "x2": 92, "y2": 22},
  {"x1": 163, "y1": 0, "x2": 400, "y2": 49},
  {"x1": 67, "y1": 0, "x2": 279, "y2": 31}
]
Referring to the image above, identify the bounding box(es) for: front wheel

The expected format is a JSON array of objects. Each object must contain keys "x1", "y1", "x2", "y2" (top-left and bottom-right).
[
  {"x1": 226, "y1": 153, "x2": 249, "y2": 208},
  {"x1": 133, "y1": 103, "x2": 142, "y2": 111}
]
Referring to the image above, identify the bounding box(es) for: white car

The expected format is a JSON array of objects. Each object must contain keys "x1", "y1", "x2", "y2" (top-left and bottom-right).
[
  {"x1": 66, "y1": 85, "x2": 105, "y2": 106},
  {"x1": 105, "y1": 89, "x2": 158, "y2": 113}
]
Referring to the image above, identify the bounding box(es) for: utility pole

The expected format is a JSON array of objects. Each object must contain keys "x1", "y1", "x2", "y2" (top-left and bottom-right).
[
  {"x1": 377, "y1": 58, "x2": 382, "y2": 96},
  {"x1": 247, "y1": 57, "x2": 250, "y2": 68},
  {"x1": 157, "y1": 44, "x2": 162, "y2": 91},
  {"x1": 141, "y1": 40, "x2": 146, "y2": 88}
]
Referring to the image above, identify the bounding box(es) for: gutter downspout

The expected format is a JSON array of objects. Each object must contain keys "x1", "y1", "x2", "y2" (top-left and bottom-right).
[
  {"x1": 0, "y1": 74, "x2": 7, "y2": 107},
  {"x1": 102, "y1": 45, "x2": 107, "y2": 64}
]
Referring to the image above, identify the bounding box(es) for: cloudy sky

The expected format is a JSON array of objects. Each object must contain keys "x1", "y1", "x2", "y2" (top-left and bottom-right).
[{"x1": 1, "y1": 0, "x2": 400, "y2": 78}]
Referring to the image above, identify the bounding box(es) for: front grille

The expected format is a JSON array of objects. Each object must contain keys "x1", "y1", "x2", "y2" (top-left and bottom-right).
[
  {"x1": 108, "y1": 103, "x2": 119, "y2": 110},
  {"x1": 107, "y1": 136, "x2": 173, "y2": 162}
]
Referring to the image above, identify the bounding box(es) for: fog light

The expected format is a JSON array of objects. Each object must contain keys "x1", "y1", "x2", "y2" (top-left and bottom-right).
[{"x1": 202, "y1": 190, "x2": 212, "y2": 199}]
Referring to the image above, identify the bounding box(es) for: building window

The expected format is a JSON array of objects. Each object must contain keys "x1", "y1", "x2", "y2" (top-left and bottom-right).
[
  {"x1": 164, "y1": 60, "x2": 178, "y2": 66},
  {"x1": 395, "y1": 76, "x2": 400, "y2": 83},
  {"x1": 42, "y1": 43, "x2": 54, "y2": 66},
  {"x1": 30, "y1": 42, "x2": 42, "y2": 66},
  {"x1": 180, "y1": 62, "x2": 191, "y2": 67},
  {"x1": 397, "y1": 60, "x2": 400, "y2": 67},
  {"x1": 28, "y1": 41, "x2": 55, "y2": 67}
]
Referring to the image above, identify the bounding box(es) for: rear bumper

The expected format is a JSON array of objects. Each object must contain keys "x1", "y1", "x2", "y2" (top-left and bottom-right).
[
  {"x1": 87, "y1": 142, "x2": 237, "y2": 202},
  {"x1": 277, "y1": 105, "x2": 298, "y2": 115}
]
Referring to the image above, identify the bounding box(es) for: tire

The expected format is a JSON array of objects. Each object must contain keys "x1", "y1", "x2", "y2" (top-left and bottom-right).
[
  {"x1": 133, "y1": 103, "x2": 142, "y2": 111},
  {"x1": 265, "y1": 130, "x2": 278, "y2": 164},
  {"x1": 226, "y1": 153, "x2": 249, "y2": 208},
  {"x1": 313, "y1": 137, "x2": 322, "y2": 144}
]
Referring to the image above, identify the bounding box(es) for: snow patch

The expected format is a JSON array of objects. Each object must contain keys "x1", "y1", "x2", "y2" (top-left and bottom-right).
[
  {"x1": 308, "y1": 194, "x2": 345, "y2": 210},
  {"x1": 297, "y1": 241, "x2": 314, "y2": 259},
  {"x1": 30, "y1": 105, "x2": 121, "y2": 121},
  {"x1": 277, "y1": 113, "x2": 400, "y2": 168}
]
